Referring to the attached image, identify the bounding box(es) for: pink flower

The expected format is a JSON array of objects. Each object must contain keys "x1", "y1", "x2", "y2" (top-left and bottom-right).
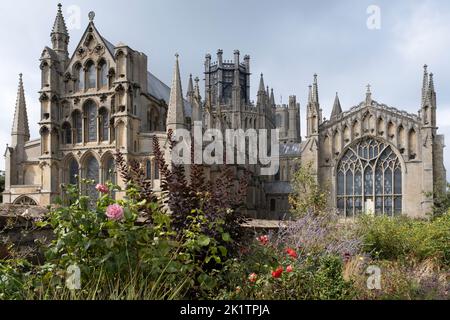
[
  {"x1": 106, "y1": 204, "x2": 124, "y2": 221},
  {"x1": 96, "y1": 184, "x2": 109, "y2": 194},
  {"x1": 286, "y1": 265, "x2": 294, "y2": 273},
  {"x1": 248, "y1": 273, "x2": 258, "y2": 283},
  {"x1": 256, "y1": 235, "x2": 269, "y2": 245}
]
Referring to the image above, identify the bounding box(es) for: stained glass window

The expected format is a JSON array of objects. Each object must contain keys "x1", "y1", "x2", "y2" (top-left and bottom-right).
[
  {"x1": 84, "y1": 101, "x2": 97, "y2": 142},
  {"x1": 146, "y1": 160, "x2": 152, "y2": 179},
  {"x1": 104, "y1": 157, "x2": 115, "y2": 184},
  {"x1": 62, "y1": 122, "x2": 72, "y2": 144},
  {"x1": 85, "y1": 156, "x2": 99, "y2": 200},
  {"x1": 73, "y1": 111, "x2": 82, "y2": 143},
  {"x1": 100, "y1": 108, "x2": 109, "y2": 141},
  {"x1": 336, "y1": 138, "x2": 402, "y2": 217},
  {"x1": 99, "y1": 61, "x2": 108, "y2": 88},
  {"x1": 154, "y1": 161, "x2": 159, "y2": 179},
  {"x1": 69, "y1": 159, "x2": 79, "y2": 185},
  {"x1": 77, "y1": 65, "x2": 84, "y2": 91},
  {"x1": 86, "y1": 61, "x2": 96, "y2": 89}
]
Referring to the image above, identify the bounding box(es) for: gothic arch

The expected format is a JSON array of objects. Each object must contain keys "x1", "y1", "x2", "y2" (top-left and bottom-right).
[
  {"x1": 334, "y1": 136, "x2": 406, "y2": 176},
  {"x1": 13, "y1": 196, "x2": 38, "y2": 206},
  {"x1": 377, "y1": 117, "x2": 385, "y2": 135},
  {"x1": 387, "y1": 121, "x2": 395, "y2": 140},
  {"x1": 409, "y1": 128, "x2": 417, "y2": 159},
  {"x1": 335, "y1": 136, "x2": 404, "y2": 217},
  {"x1": 352, "y1": 120, "x2": 360, "y2": 138}
]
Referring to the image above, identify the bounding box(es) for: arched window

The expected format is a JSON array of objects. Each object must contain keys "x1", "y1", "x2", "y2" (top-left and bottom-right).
[
  {"x1": 99, "y1": 108, "x2": 109, "y2": 141},
  {"x1": 146, "y1": 160, "x2": 152, "y2": 179},
  {"x1": 73, "y1": 110, "x2": 82, "y2": 143},
  {"x1": 13, "y1": 196, "x2": 37, "y2": 206},
  {"x1": 104, "y1": 156, "x2": 116, "y2": 184},
  {"x1": 86, "y1": 61, "x2": 96, "y2": 89},
  {"x1": 76, "y1": 64, "x2": 84, "y2": 91},
  {"x1": 62, "y1": 122, "x2": 72, "y2": 144},
  {"x1": 99, "y1": 60, "x2": 108, "y2": 88},
  {"x1": 85, "y1": 155, "x2": 99, "y2": 199},
  {"x1": 336, "y1": 138, "x2": 402, "y2": 217},
  {"x1": 84, "y1": 101, "x2": 97, "y2": 142},
  {"x1": 154, "y1": 161, "x2": 159, "y2": 179},
  {"x1": 68, "y1": 158, "x2": 79, "y2": 185}
]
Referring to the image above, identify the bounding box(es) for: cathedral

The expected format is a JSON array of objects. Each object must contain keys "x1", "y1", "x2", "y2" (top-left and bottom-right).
[{"x1": 2, "y1": 5, "x2": 446, "y2": 218}]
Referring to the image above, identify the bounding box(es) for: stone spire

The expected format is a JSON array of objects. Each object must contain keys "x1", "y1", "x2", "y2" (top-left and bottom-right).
[
  {"x1": 11, "y1": 74, "x2": 30, "y2": 145},
  {"x1": 308, "y1": 85, "x2": 313, "y2": 103},
  {"x1": 187, "y1": 74, "x2": 194, "y2": 97},
  {"x1": 421, "y1": 64, "x2": 429, "y2": 106},
  {"x1": 166, "y1": 54, "x2": 186, "y2": 130},
  {"x1": 330, "y1": 92, "x2": 342, "y2": 120},
  {"x1": 50, "y1": 3, "x2": 69, "y2": 58},
  {"x1": 428, "y1": 72, "x2": 435, "y2": 93},
  {"x1": 365, "y1": 84, "x2": 372, "y2": 105},
  {"x1": 312, "y1": 74, "x2": 319, "y2": 104},
  {"x1": 270, "y1": 88, "x2": 275, "y2": 106},
  {"x1": 258, "y1": 73, "x2": 265, "y2": 93}
]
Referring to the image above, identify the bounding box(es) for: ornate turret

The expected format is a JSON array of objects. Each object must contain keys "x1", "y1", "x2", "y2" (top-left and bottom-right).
[
  {"x1": 50, "y1": 3, "x2": 69, "y2": 60},
  {"x1": 166, "y1": 54, "x2": 186, "y2": 130},
  {"x1": 307, "y1": 75, "x2": 320, "y2": 137}
]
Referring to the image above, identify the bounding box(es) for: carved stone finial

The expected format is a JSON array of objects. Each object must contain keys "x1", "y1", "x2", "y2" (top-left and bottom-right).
[{"x1": 88, "y1": 11, "x2": 95, "y2": 22}]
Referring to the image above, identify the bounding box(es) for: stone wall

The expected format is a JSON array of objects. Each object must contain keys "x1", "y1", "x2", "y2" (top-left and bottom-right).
[{"x1": 0, "y1": 204, "x2": 52, "y2": 263}]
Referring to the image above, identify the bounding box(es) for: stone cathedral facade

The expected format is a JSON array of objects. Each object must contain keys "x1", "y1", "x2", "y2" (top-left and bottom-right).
[{"x1": 2, "y1": 5, "x2": 446, "y2": 218}]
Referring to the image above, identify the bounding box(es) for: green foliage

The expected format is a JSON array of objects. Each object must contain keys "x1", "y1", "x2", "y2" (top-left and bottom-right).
[
  {"x1": 428, "y1": 183, "x2": 450, "y2": 219},
  {"x1": 357, "y1": 214, "x2": 450, "y2": 267},
  {"x1": 213, "y1": 238, "x2": 355, "y2": 300},
  {"x1": 289, "y1": 161, "x2": 328, "y2": 217}
]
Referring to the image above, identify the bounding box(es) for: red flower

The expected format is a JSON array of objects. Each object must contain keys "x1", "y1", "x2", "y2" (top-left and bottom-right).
[
  {"x1": 286, "y1": 265, "x2": 294, "y2": 273},
  {"x1": 286, "y1": 248, "x2": 298, "y2": 259},
  {"x1": 271, "y1": 266, "x2": 283, "y2": 278},
  {"x1": 256, "y1": 235, "x2": 269, "y2": 245},
  {"x1": 248, "y1": 273, "x2": 257, "y2": 283}
]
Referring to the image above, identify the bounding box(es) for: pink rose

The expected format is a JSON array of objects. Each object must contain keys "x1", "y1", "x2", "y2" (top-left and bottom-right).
[
  {"x1": 96, "y1": 184, "x2": 109, "y2": 194},
  {"x1": 106, "y1": 204, "x2": 124, "y2": 221},
  {"x1": 286, "y1": 265, "x2": 294, "y2": 273}
]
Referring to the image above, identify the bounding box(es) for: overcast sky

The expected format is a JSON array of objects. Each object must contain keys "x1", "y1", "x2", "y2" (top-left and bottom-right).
[{"x1": 0, "y1": 0, "x2": 449, "y2": 178}]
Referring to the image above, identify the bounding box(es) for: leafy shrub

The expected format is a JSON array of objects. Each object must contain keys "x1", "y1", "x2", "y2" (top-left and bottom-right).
[{"x1": 357, "y1": 214, "x2": 450, "y2": 267}]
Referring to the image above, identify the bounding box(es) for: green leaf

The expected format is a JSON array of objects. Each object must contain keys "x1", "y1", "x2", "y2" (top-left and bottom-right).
[
  {"x1": 222, "y1": 232, "x2": 231, "y2": 242},
  {"x1": 197, "y1": 235, "x2": 211, "y2": 247}
]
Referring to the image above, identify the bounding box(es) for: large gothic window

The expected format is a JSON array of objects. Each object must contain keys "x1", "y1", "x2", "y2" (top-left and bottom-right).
[
  {"x1": 84, "y1": 101, "x2": 97, "y2": 142},
  {"x1": 337, "y1": 138, "x2": 402, "y2": 217},
  {"x1": 85, "y1": 155, "x2": 99, "y2": 200}
]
